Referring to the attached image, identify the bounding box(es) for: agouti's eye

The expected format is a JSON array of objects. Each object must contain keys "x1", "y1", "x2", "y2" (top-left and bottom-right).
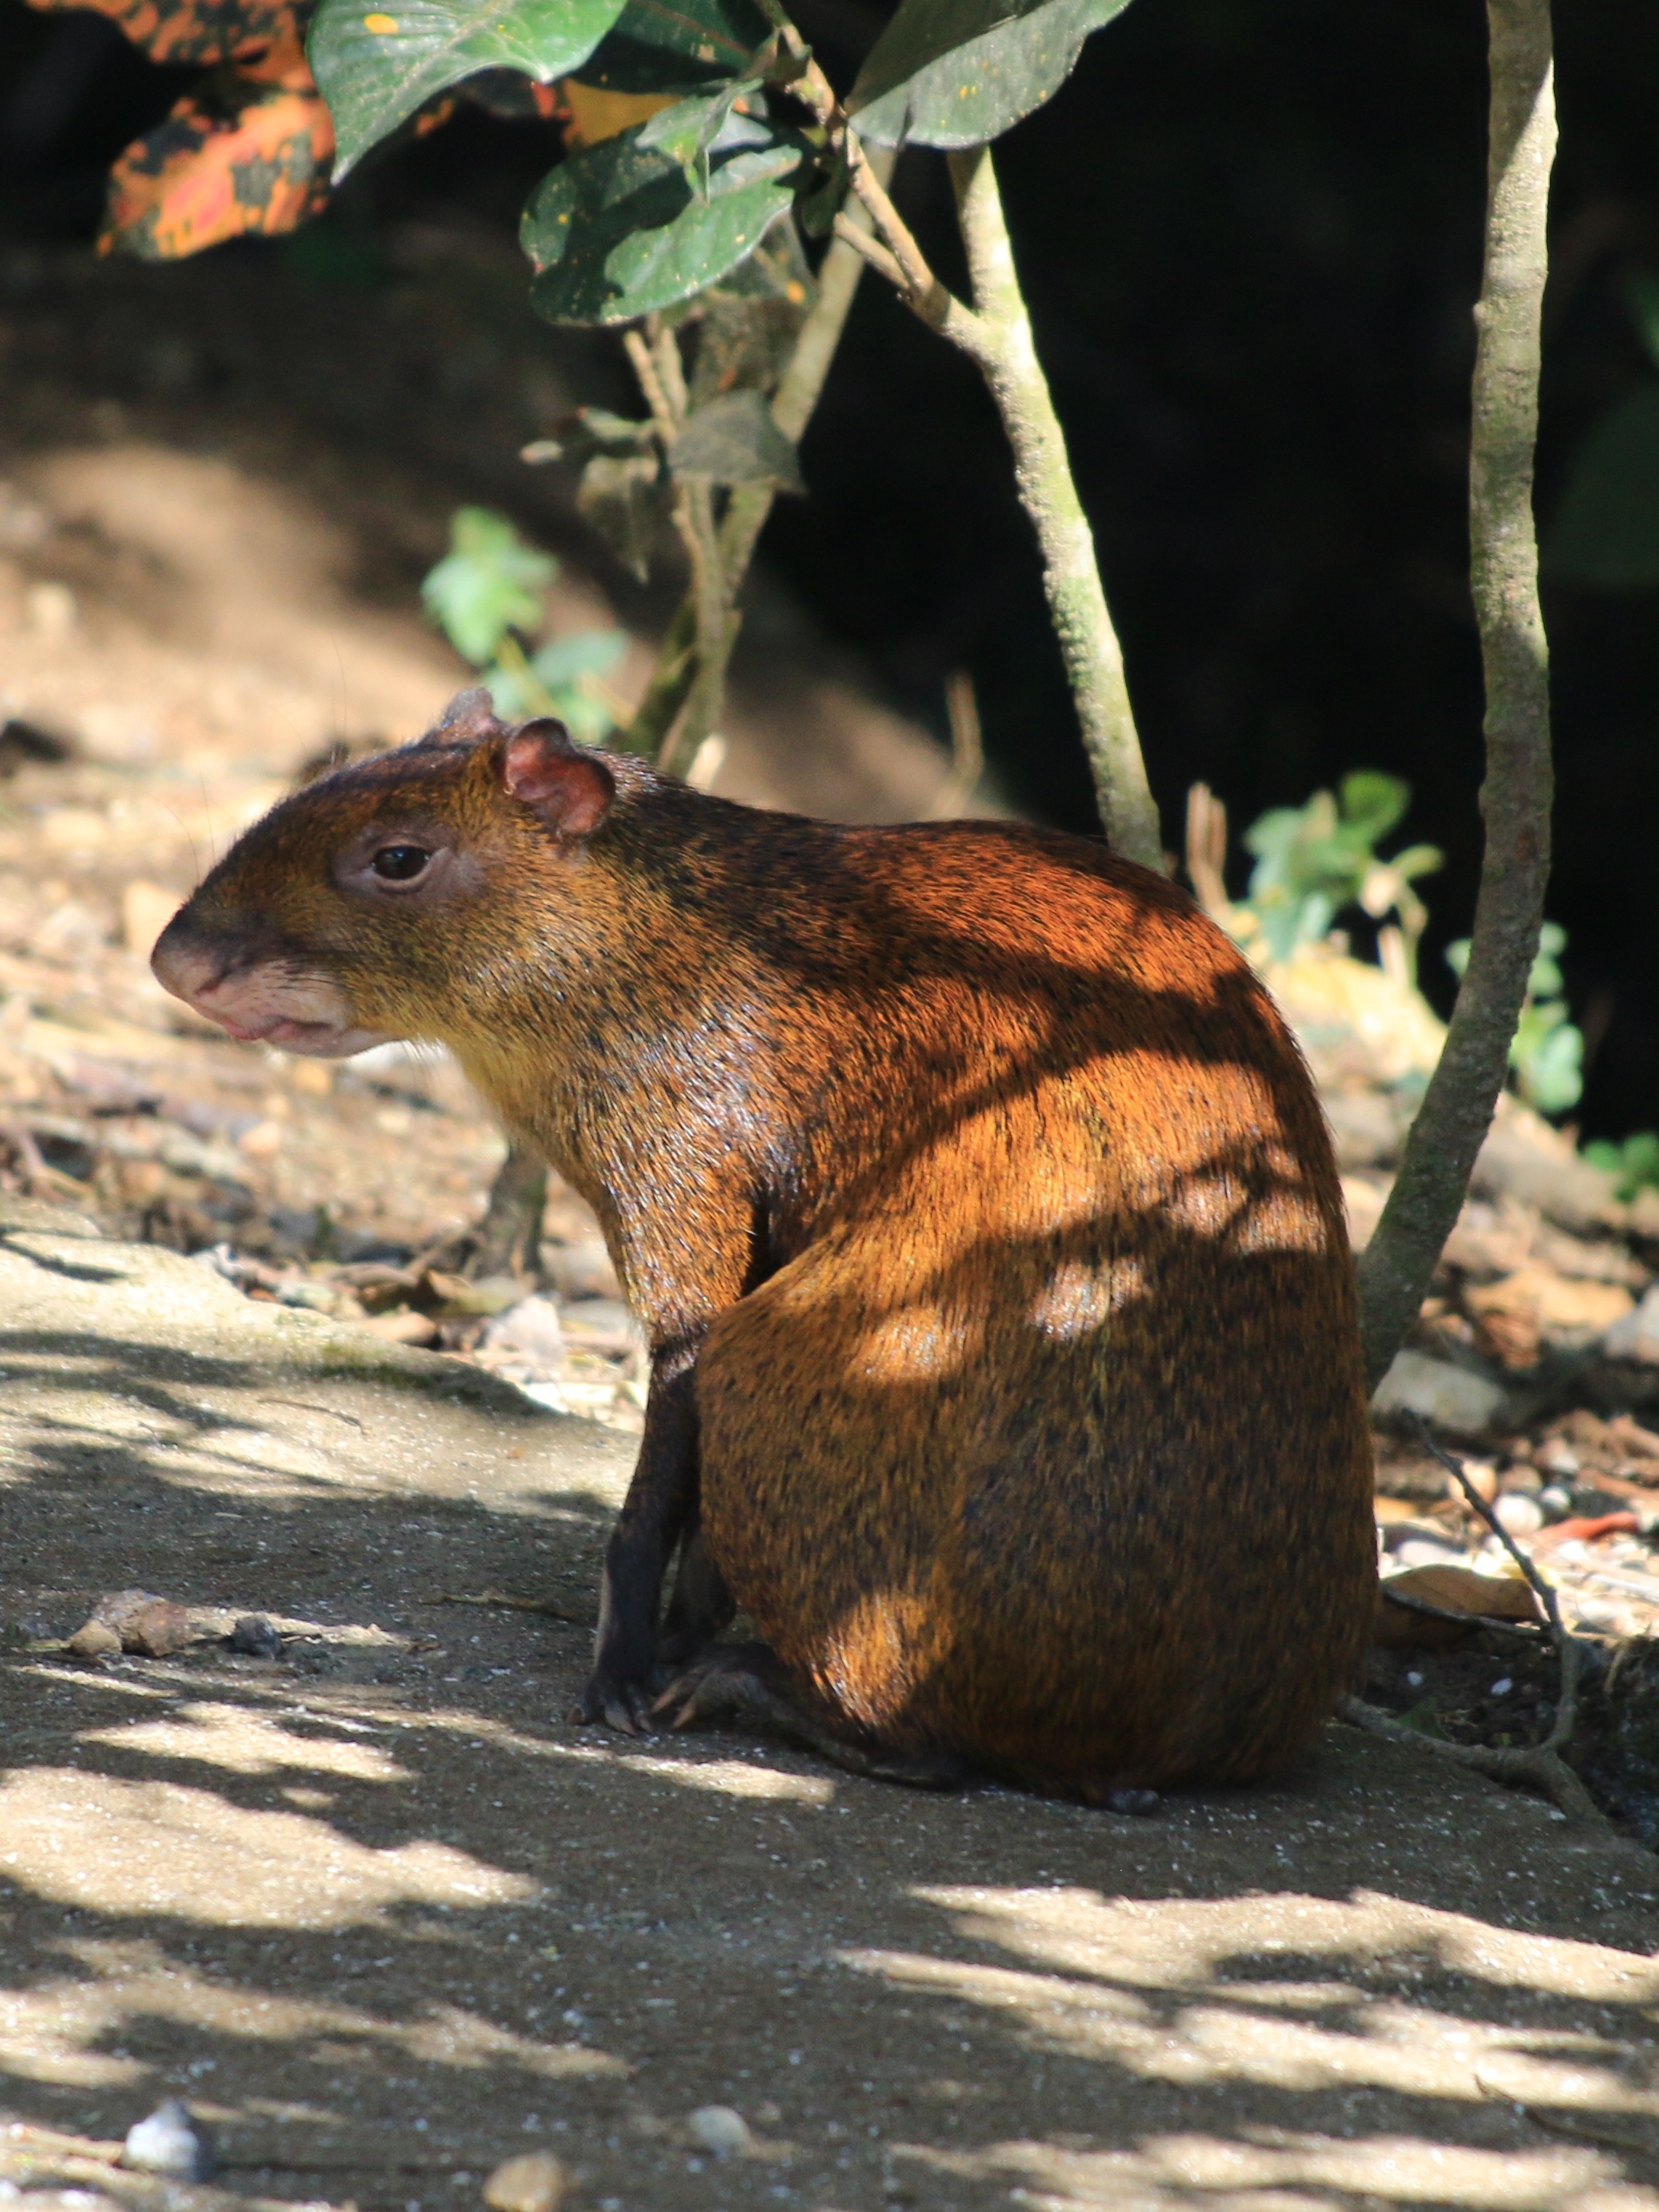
[{"x1": 371, "y1": 845, "x2": 431, "y2": 882}]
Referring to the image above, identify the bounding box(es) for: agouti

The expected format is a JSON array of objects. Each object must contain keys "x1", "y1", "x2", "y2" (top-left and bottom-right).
[{"x1": 153, "y1": 689, "x2": 1376, "y2": 1798}]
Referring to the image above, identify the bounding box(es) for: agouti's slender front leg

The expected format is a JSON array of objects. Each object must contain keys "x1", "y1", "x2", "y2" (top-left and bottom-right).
[{"x1": 577, "y1": 1341, "x2": 701, "y2": 1733}]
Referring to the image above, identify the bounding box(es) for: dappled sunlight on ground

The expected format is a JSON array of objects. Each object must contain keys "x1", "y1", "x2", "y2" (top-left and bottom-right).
[{"x1": 4, "y1": 1198, "x2": 1659, "y2": 2209}]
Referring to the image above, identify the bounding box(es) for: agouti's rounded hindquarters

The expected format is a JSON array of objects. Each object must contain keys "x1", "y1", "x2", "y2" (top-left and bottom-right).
[{"x1": 150, "y1": 691, "x2": 1376, "y2": 1796}]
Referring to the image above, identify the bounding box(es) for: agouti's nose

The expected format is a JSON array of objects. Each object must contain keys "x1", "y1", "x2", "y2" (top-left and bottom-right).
[{"x1": 150, "y1": 916, "x2": 229, "y2": 1012}]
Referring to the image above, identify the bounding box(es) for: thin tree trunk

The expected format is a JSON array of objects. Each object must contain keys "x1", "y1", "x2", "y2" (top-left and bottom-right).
[
  {"x1": 946, "y1": 146, "x2": 1161, "y2": 870},
  {"x1": 471, "y1": 1139, "x2": 549, "y2": 1282},
  {"x1": 1355, "y1": 0, "x2": 1556, "y2": 1386},
  {"x1": 633, "y1": 156, "x2": 894, "y2": 776}
]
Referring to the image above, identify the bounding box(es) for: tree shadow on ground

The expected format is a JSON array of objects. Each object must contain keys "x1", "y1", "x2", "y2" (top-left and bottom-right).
[{"x1": 2, "y1": 1217, "x2": 1657, "y2": 2211}]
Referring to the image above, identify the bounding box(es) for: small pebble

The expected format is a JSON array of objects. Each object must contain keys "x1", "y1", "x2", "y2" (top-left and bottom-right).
[
  {"x1": 1490, "y1": 1677, "x2": 1513, "y2": 1696},
  {"x1": 482, "y1": 2151, "x2": 565, "y2": 2212},
  {"x1": 1493, "y1": 1492, "x2": 1544, "y2": 1537},
  {"x1": 229, "y1": 1613, "x2": 283, "y2": 1659},
  {"x1": 689, "y1": 2105, "x2": 753, "y2": 2158},
  {"x1": 122, "y1": 2098, "x2": 216, "y2": 2181}
]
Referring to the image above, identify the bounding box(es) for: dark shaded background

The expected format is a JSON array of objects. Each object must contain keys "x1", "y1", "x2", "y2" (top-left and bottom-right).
[{"x1": 1, "y1": 0, "x2": 1657, "y2": 1135}]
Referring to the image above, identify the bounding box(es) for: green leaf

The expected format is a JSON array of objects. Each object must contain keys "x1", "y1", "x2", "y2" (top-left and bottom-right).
[
  {"x1": 522, "y1": 109, "x2": 806, "y2": 325},
  {"x1": 1530, "y1": 919, "x2": 1568, "y2": 999},
  {"x1": 1546, "y1": 382, "x2": 1659, "y2": 590},
  {"x1": 309, "y1": 0, "x2": 629, "y2": 180},
  {"x1": 1585, "y1": 1131, "x2": 1659, "y2": 1202},
  {"x1": 1389, "y1": 842, "x2": 1443, "y2": 884},
  {"x1": 421, "y1": 507, "x2": 555, "y2": 664},
  {"x1": 669, "y1": 389, "x2": 805, "y2": 490},
  {"x1": 531, "y1": 630, "x2": 629, "y2": 687},
  {"x1": 569, "y1": 0, "x2": 773, "y2": 96},
  {"x1": 1337, "y1": 770, "x2": 1409, "y2": 845},
  {"x1": 638, "y1": 79, "x2": 761, "y2": 199},
  {"x1": 1514, "y1": 1009, "x2": 1583, "y2": 1117},
  {"x1": 848, "y1": 0, "x2": 1133, "y2": 151}
]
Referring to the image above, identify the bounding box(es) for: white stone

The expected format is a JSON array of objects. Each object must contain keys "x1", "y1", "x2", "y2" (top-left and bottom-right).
[
  {"x1": 1603, "y1": 1285, "x2": 1659, "y2": 1365},
  {"x1": 688, "y1": 2106, "x2": 752, "y2": 2158},
  {"x1": 1493, "y1": 1492, "x2": 1544, "y2": 1537},
  {"x1": 1371, "y1": 1351, "x2": 1506, "y2": 1438}
]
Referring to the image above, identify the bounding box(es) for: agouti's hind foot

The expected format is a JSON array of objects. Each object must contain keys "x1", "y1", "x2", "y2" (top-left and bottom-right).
[{"x1": 654, "y1": 1643, "x2": 970, "y2": 1792}]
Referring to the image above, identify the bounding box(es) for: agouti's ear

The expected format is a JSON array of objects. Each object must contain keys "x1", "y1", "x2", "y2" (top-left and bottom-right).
[{"x1": 502, "y1": 719, "x2": 616, "y2": 840}]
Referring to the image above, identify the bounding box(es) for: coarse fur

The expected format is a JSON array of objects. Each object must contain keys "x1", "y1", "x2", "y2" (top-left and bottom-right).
[{"x1": 153, "y1": 694, "x2": 1376, "y2": 1795}]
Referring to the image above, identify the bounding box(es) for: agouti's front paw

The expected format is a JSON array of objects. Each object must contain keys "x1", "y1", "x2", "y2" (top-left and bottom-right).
[{"x1": 574, "y1": 1667, "x2": 656, "y2": 1736}]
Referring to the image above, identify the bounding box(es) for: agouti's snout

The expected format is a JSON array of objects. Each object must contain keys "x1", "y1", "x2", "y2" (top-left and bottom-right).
[{"x1": 152, "y1": 909, "x2": 385, "y2": 1057}]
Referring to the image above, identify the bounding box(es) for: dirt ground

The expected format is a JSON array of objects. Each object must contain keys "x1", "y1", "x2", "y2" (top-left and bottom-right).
[{"x1": 5, "y1": 1195, "x2": 1659, "y2": 2212}]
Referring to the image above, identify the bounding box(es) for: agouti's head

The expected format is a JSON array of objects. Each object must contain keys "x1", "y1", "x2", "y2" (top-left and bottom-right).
[{"x1": 152, "y1": 690, "x2": 617, "y2": 1057}]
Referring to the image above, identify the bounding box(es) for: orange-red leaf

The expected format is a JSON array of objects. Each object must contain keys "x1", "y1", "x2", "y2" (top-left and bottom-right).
[
  {"x1": 25, "y1": 0, "x2": 304, "y2": 68},
  {"x1": 100, "y1": 58, "x2": 334, "y2": 259}
]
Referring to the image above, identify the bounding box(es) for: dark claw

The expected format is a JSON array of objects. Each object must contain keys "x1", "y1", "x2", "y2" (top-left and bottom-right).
[{"x1": 576, "y1": 1672, "x2": 655, "y2": 1735}]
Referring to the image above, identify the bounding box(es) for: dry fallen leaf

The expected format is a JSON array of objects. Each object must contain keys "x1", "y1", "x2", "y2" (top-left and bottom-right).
[{"x1": 1374, "y1": 1562, "x2": 1544, "y2": 1648}]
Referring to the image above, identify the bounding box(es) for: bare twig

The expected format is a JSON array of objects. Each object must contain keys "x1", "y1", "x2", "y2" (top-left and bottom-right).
[
  {"x1": 1342, "y1": 1418, "x2": 1602, "y2": 1824},
  {"x1": 924, "y1": 670, "x2": 986, "y2": 819},
  {"x1": 649, "y1": 153, "x2": 899, "y2": 778},
  {"x1": 0, "y1": 1118, "x2": 81, "y2": 1197},
  {"x1": 1416, "y1": 1416, "x2": 1569, "y2": 1642},
  {"x1": 1184, "y1": 782, "x2": 1233, "y2": 922},
  {"x1": 622, "y1": 326, "x2": 680, "y2": 443},
  {"x1": 434, "y1": 1587, "x2": 594, "y2": 1627},
  {"x1": 1355, "y1": 0, "x2": 1557, "y2": 1386},
  {"x1": 830, "y1": 210, "x2": 906, "y2": 290},
  {"x1": 651, "y1": 315, "x2": 690, "y2": 423},
  {"x1": 622, "y1": 598, "x2": 697, "y2": 757}
]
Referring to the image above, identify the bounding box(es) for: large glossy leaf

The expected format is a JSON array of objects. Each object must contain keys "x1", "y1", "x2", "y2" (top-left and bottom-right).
[
  {"x1": 567, "y1": 0, "x2": 771, "y2": 97},
  {"x1": 522, "y1": 108, "x2": 803, "y2": 325},
  {"x1": 848, "y1": 0, "x2": 1133, "y2": 149},
  {"x1": 309, "y1": 0, "x2": 629, "y2": 178},
  {"x1": 1546, "y1": 383, "x2": 1659, "y2": 590}
]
